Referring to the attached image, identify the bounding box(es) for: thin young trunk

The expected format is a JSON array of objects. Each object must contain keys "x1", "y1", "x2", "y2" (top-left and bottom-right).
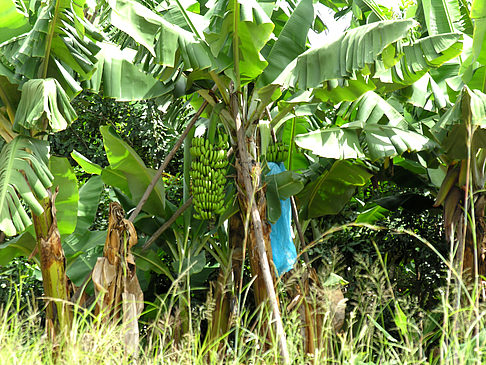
[
  {"x1": 462, "y1": 195, "x2": 486, "y2": 282},
  {"x1": 442, "y1": 181, "x2": 486, "y2": 293},
  {"x1": 32, "y1": 190, "x2": 72, "y2": 337}
]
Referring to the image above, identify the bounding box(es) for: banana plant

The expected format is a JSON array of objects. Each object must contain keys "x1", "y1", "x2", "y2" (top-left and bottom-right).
[
  {"x1": 0, "y1": 0, "x2": 174, "y2": 337},
  {"x1": 0, "y1": 0, "x2": 102, "y2": 334},
  {"x1": 350, "y1": 0, "x2": 486, "y2": 300},
  {"x1": 101, "y1": 0, "x2": 464, "y2": 359}
]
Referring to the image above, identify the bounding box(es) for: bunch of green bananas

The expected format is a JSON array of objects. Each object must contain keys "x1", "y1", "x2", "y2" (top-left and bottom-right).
[
  {"x1": 266, "y1": 142, "x2": 289, "y2": 163},
  {"x1": 190, "y1": 134, "x2": 229, "y2": 220}
]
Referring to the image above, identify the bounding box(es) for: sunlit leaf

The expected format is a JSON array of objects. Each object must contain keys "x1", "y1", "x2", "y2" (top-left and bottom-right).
[
  {"x1": 297, "y1": 160, "x2": 371, "y2": 219},
  {"x1": 0, "y1": 136, "x2": 53, "y2": 236},
  {"x1": 49, "y1": 156, "x2": 78, "y2": 236}
]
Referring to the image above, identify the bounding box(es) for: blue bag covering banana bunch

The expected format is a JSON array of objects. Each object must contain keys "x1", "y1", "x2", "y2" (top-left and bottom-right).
[
  {"x1": 190, "y1": 134, "x2": 229, "y2": 220},
  {"x1": 266, "y1": 142, "x2": 289, "y2": 163}
]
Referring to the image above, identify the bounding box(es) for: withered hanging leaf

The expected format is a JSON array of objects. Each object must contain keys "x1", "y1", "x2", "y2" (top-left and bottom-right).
[{"x1": 92, "y1": 202, "x2": 143, "y2": 355}]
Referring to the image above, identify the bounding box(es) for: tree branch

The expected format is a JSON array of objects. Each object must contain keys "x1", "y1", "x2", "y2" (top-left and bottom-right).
[{"x1": 142, "y1": 196, "x2": 193, "y2": 250}]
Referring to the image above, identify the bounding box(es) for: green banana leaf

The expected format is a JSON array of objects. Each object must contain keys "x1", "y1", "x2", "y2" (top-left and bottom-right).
[
  {"x1": 100, "y1": 125, "x2": 165, "y2": 217},
  {"x1": 265, "y1": 170, "x2": 304, "y2": 223},
  {"x1": 0, "y1": 136, "x2": 53, "y2": 236},
  {"x1": 295, "y1": 127, "x2": 364, "y2": 160},
  {"x1": 431, "y1": 86, "x2": 486, "y2": 159},
  {"x1": 13, "y1": 78, "x2": 77, "y2": 132},
  {"x1": 296, "y1": 91, "x2": 433, "y2": 160},
  {"x1": 108, "y1": 0, "x2": 215, "y2": 71},
  {"x1": 419, "y1": 0, "x2": 470, "y2": 36},
  {"x1": 274, "y1": 19, "x2": 416, "y2": 89},
  {"x1": 296, "y1": 160, "x2": 371, "y2": 219},
  {"x1": 0, "y1": 175, "x2": 102, "y2": 269},
  {"x1": 84, "y1": 42, "x2": 174, "y2": 101},
  {"x1": 355, "y1": 204, "x2": 390, "y2": 224},
  {"x1": 0, "y1": 230, "x2": 36, "y2": 266},
  {"x1": 460, "y1": 0, "x2": 486, "y2": 88},
  {"x1": 63, "y1": 176, "x2": 105, "y2": 286},
  {"x1": 0, "y1": 0, "x2": 101, "y2": 98},
  {"x1": 0, "y1": 0, "x2": 31, "y2": 44},
  {"x1": 256, "y1": 0, "x2": 314, "y2": 88},
  {"x1": 71, "y1": 150, "x2": 102, "y2": 175},
  {"x1": 200, "y1": 0, "x2": 276, "y2": 83},
  {"x1": 49, "y1": 156, "x2": 78, "y2": 237},
  {"x1": 376, "y1": 33, "x2": 463, "y2": 89},
  {"x1": 401, "y1": 73, "x2": 449, "y2": 111}
]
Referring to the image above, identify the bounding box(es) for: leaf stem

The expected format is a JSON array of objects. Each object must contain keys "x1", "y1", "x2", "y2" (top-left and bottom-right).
[
  {"x1": 233, "y1": 0, "x2": 240, "y2": 91},
  {"x1": 42, "y1": 0, "x2": 61, "y2": 79}
]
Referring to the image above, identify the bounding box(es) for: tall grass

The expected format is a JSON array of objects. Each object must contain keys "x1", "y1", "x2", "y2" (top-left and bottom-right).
[{"x1": 1, "y1": 243, "x2": 486, "y2": 365}]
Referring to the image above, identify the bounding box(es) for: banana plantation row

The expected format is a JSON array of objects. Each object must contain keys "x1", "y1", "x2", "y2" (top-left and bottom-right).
[{"x1": 0, "y1": 0, "x2": 485, "y2": 362}]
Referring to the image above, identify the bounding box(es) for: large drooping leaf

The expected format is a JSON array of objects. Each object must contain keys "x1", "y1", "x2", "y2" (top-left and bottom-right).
[
  {"x1": 0, "y1": 0, "x2": 101, "y2": 97},
  {"x1": 275, "y1": 19, "x2": 416, "y2": 90},
  {"x1": 460, "y1": 0, "x2": 486, "y2": 88},
  {"x1": 0, "y1": 74, "x2": 21, "y2": 123},
  {"x1": 431, "y1": 86, "x2": 486, "y2": 159},
  {"x1": 204, "y1": 0, "x2": 275, "y2": 83},
  {"x1": 49, "y1": 156, "x2": 78, "y2": 237},
  {"x1": 265, "y1": 170, "x2": 304, "y2": 223},
  {"x1": 340, "y1": 91, "x2": 406, "y2": 128},
  {"x1": 100, "y1": 125, "x2": 165, "y2": 217},
  {"x1": 0, "y1": 136, "x2": 53, "y2": 236},
  {"x1": 256, "y1": 0, "x2": 314, "y2": 88},
  {"x1": 355, "y1": 204, "x2": 390, "y2": 224},
  {"x1": 363, "y1": 124, "x2": 433, "y2": 160},
  {"x1": 471, "y1": 0, "x2": 486, "y2": 65},
  {"x1": 0, "y1": 230, "x2": 36, "y2": 266},
  {"x1": 296, "y1": 91, "x2": 434, "y2": 160},
  {"x1": 376, "y1": 33, "x2": 463, "y2": 88},
  {"x1": 65, "y1": 230, "x2": 106, "y2": 286},
  {"x1": 281, "y1": 117, "x2": 312, "y2": 171},
  {"x1": 233, "y1": 0, "x2": 275, "y2": 83},
  {"x1": 13, "y1": 78, "x2": 77, "y2": 132},
  {"x1": 74, "y1": 175, "x2": 103, "y2": 232},
  {"x1": 158, "y1": 1, "x2": 209, "y2": 32},
  {"x1": 71, "y1": 150, "x2": 102, "y2": 175},
  {"x1": 296, "y1": 160, "x2": 371, "y2": 219},
  {"x1": 295, "y1": 127, "x2": 364, "y2": 159},
  {"x1": 401, "y1": 73, "x2": 449, "y2": 111},
  {"x1": 0, "y1": 0, "x2": 31, "y2": 44},
  {"x1": 420, "y1": 0, "x2": 460, "y2": 35},
  {"x1": 85, "y1": 42, "x2": 174, "y2": 101},
  {"x1": 108, "y1": 0, "x2": 216, "y2": 71},
  {"x1": 1, "y1": 3, "x2": 51, "y2": 80}
]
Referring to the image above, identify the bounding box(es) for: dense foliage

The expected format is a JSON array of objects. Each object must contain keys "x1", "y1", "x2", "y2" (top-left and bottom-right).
[{"x1": 1, "y1": 0, "x2": 486, "y2": 363}]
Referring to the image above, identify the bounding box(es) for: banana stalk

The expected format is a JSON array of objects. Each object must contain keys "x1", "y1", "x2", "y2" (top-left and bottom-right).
[{"x1": 32, "y1": 190, "x2": 72, "y2": 338}]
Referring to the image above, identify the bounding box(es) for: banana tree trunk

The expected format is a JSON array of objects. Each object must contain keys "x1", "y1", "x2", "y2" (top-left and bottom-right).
[
  {"x1": 32, "y1": 190, "x2": 72, "y2": 337},
  {"x1": 231, "y1": 93, "x2": 290, "y2": 364},
  {"x1": 452, "y1": 193, "x2": 486, "y2": 283},
  {"x1": 207, "y1": 214, "x2": 244, "y2": 343},
  {"x1": 234, "y1": 161, "x2": 276, "y2": 305},
  {"x1": 440, "y1": 163, "x2": 486, "y2": 288}
]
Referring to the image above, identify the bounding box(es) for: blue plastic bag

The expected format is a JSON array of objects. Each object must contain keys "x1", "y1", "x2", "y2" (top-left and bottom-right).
[{"x1": 267, "y1": 162, "x2": 297, "y2": 275}]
